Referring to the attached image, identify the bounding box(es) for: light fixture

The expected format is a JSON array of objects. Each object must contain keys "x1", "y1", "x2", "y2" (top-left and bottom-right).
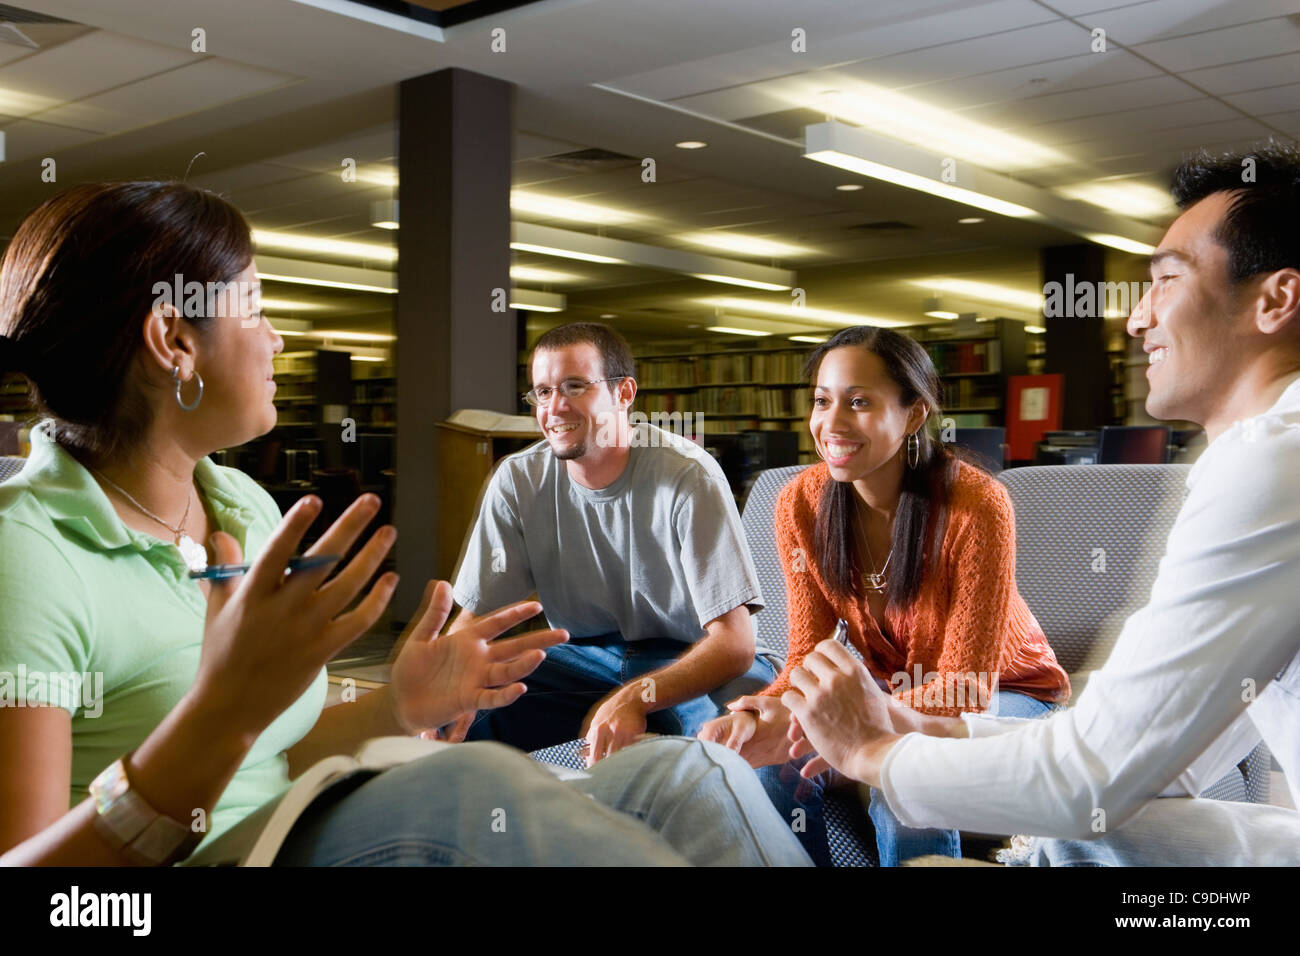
[
  {"x1": 789, "y1": 334, "x2": 829, "y2": 343},
  {"x1": 789, "y1": 83, "x2": 1067, "y2": 171},
  {"x1": 271, "y1": 317, "x2": 312, "y2": 337},
  {"x1": 256, "y1": 256, "x2": 396, "y2": 295},
  {"x1": 511, "y1": 190, "x2": 642, "y2": 225},
  {"x1": 253, "y1": 229, "x2": 396, "y2": 262},
  {"x1": 350, "y1": 355, "x2": 386, "y2": 362},
  {"x1": 910, "y1": 278, "x2": 1042, "y2": 313},
  {"x1": 958, "y1": 217, "x2": 984, "y2": 224},
  {"x1": 1056, "y1": 179, "x2": 1175, "y2": 220},
  {"x1": 260, "y1": 298, "x2": 325, "y2": 312},
  {"x1": 509, "y1": 241, "x2": 626, "y2": 265},
  {"x1": 675, "y1": 141, "x2": 708, "y2": 149},
  {"x1": 925, "y1": 310, "x2": 959, "y2": 320},
  {"x1": 354, "y1": 165, "x2": 397, "y2": 188},
  {"x1": 509, "y1": 288, "x2": 566, "y2": 313},
  {"x1": 708, "y1": 326, "x2": 771, "y2": 337},
  {"x1": 699, "y1": 295, "x2": 908, "y2": 328},
  {"x1": 805, "y1": 122, "x2": 1163, "y2": 250},
  {"x1": 513, "y1": 223, "x2": 795, "y2": 290},
  {"x1": 600, "y1": 313, "x2": 616, "y2": 319},
  {"x1": 836, "y1": 184, "x2": 863, "y2": 192},
  {"x1": 922, "y1": 295, "x2": 957, "y2": 320},
  {"x1": 678, "y1": 232, "x2": 812, "y2": 258},
  {"x1": 1026, "y1": 325, "x2": 1047, "y2": 334},
  {"x1": 510, "y1": 265, "x2": 580, "y2": 283},
  {"x1": 369, "y1": 199, "x2": 399, "y2": 230},
  {"x1": 1085, "y1": 233, "x2": 1157, "y2": 256},
  {"x1": 311, "y1": 330, "x2": 395, "y2": 342},
  {"x1": 689, "y1": 273, "x2": 791, "y2": 291}
]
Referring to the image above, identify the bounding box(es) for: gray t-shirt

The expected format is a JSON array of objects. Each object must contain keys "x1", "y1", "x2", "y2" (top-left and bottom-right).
[{"x1": 452, "y1": 422, "x2": 764, "y2": 644}]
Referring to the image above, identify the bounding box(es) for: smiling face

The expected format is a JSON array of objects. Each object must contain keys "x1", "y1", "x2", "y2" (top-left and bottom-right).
[
  {"x1": 189, "y1": 260, "x2": 284, "y2": 448},
  {"x1": 530, "y1": 342, "x2": 625, "y2": 461},
  {"x1": 1128, "y1": 192, "x2": 1254, "y2": 426},
  {"x1": 809, "y1": 345, "x2": 925, "y2": 483}
]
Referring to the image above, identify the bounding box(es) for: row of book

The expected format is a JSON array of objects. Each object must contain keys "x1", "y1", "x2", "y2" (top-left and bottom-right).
[
  {"x1": 636, "y1": 350, "x2": 810, "y2": 387},
  {"x1": 942, "y1": 377, "x2": 1001, "y2": 410},
  {"x1": 925, "y1": 339, "x2": 1002, "y2": 375},
  {"x1": 638, "y1": 387, "x2": 811, "y2": 418}
]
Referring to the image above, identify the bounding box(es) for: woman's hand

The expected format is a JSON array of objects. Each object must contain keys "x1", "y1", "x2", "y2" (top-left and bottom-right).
[
  {"x1": 697, "y1": 695, "x2": 794, "y2": 768},
  {"x1": 193, "y1": 493, "x2": 399, "y2": 742},
  {"x1": 388, "y1": 581, "x2": 568, "y2": 734}
]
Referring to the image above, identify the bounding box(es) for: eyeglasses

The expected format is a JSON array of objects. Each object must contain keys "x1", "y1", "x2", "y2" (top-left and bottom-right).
[{"x1": 523, "y1": 378, "x2": 625, "y2": 407}]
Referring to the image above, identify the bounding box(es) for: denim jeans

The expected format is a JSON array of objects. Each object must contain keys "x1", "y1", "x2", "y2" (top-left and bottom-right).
[
  {"x1": 462, "y1": 632, "x2": 779, "y2": 752},
  {"x1": 758, "y1": 690, "x2": 1058, "y2": 866},
  {"x1": 272, "y1": 737, "x2": 812, "y2": 866}
]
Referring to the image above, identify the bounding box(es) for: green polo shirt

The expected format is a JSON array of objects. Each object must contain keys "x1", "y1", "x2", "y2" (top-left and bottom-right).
[{"x1": 0, "y1": 421, "x2": 327, "y2": 856}]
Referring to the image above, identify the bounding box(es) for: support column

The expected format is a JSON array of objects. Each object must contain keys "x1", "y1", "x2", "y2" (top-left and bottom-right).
[
  {"x1": 1041, "y1": 244, "x2": 1108, "y2": 430},
  {"x1": 395, "y1": 68, "x2": 514, "y2": 620}
]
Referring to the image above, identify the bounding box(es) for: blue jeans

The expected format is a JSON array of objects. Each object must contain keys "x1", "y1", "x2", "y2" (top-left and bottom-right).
[
  {"x1": 758, "y1": 690, "x2": 1058, "y2": 866},
  {"x1": 463, "y1": 633, "x2": 779, "y2": 752},
  {"x1": 272, "y1": 737, "x2": 812, "y2": 866}
]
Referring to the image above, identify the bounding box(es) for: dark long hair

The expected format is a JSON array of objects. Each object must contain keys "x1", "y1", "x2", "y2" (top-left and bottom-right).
[
  {"x1": 0, "y1": 181, "x2": 253, "y2": 466},
  {"x1": 805, "y1": 326, "x2": 966, "y2": 611}
]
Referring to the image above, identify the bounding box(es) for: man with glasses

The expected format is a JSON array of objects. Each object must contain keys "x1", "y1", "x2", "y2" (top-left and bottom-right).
[{"x1": 445, "y1": 322, "x2": 775, "y2": 764}]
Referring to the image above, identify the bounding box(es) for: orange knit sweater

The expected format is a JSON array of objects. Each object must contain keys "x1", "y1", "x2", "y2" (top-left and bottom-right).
[{"x1": 763, "y1": 461, "x2": 1071, "y2": 717}]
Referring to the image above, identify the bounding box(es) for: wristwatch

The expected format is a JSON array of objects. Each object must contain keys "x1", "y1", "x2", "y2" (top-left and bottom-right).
[{"x1": 89, "y1": 754, "x2": 204, "y2": 865}]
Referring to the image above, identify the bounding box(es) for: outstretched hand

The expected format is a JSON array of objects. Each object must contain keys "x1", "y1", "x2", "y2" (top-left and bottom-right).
[{"x1": 388, "y1": 582, "x2": 568, "y2": 734}]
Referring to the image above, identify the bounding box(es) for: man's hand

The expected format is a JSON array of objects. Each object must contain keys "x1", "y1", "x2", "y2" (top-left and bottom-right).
[
  {"x1": 697, "y1": 695, "x2": 793, "y2": 768},
  {"x1": 780, "y1": 639, "x2": 902, "y2": 785},
  {"x1": 580, "y1": 686, "x2": 649, "y2": 768},
  {"x1": 388, "y1": 582, "x2": 568, "y2": 734}
]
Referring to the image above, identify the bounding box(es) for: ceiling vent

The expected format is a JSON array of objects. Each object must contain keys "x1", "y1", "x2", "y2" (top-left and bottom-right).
[
  {"x1": 538, "y1": 148, "x2": 640, "y2": 173},
  {"x1": 0, "y1": 3, "x2": 71, "y2": 49}
]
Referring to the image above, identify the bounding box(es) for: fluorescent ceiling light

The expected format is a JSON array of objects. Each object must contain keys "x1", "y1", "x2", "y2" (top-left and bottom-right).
[
  {"x1": 510, "y1": 265, "x2": 581, "y2": 283},
  {"x1": 261, "y1": 298, "x2": 326, "y2": 312},
  {"x1": 807, "y1": 146, "x2": 1037, "y2": 219},
  {"x1": 679, "y1": 232, "x2": 812, "y2": 258},
  {"x1": 789, "y1": 334, "x2": 829, "y2": 343},
  {"x1": 1085, "y1": 233, "x2": 1157, "y2": 256},
  {"x1": 836, "y1": 184, "x2": 863, "y2": 192},
  {"x1": 690, "y1": 273, "x2": 791, "y2": 291},
  {"x1": 958, "y1": 217, "x2": 984, "y2": 224},
  {"x1": 513, "y1": 223, "x2": 795, "y2": 290},
  {"x1": 510, "y1": 241, "x2": 626, "y2": 265},
  {"x1": 511, "y1": 190, "x2": 642, "y2": 225},
  {"x1": 309, "y1": 330, "x2": 395, "y2": 342},
  {"x1": 354, "y1": 165, "x2": 397, "y2": 187},
  {"x1": 350, "y1": 355, "x2": 386, "y2": 362},
  {"x1": 1056, "y1": 179, "x2": 1175, "y2": 220},
  {"x1": 709, "y1": 326, "x2": 771, "y2": 337},
  {"x1": 257, "y1": 255, "x2": 396, "y2": 295},
  {"x1": 925, "y1": 310, "x2": 959, "y2": 320},
  {"x1": 792, "y1": 84, "x2": 1066, "y2": 172},
  {"x1": 699, "y1": 295, "x2": 908, "y2": 329},
  {"x1": 509, "y1": 288, "x2": 566, "y2": 313},
  {"x1": 675, "y1": 141, "x2": 708, "y2": 149},
  {"x1": 1026, "y1": 325, "x2": 1046, "y2": 334},
  {"x1": 911, "y1": 278, "x2": 1042, "y2": 312},
  {"x1": 253, "y1": 229, "x2": 396, "y2": 262}
]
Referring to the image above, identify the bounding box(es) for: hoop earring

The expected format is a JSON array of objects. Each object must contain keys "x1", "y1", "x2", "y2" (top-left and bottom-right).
[
  {"x1": 173, "y1": 366, "x2": 203, "y2": 411},
  {"x1": 906, "y1": 431, "x2": 920, "y2": 469}
]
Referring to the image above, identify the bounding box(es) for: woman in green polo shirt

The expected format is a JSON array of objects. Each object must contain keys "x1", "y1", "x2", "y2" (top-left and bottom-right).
[{"x1": 0, "y1": 181, "x2": 810, "y2": 867}]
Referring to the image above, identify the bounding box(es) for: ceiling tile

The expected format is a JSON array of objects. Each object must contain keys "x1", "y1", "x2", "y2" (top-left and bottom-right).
[
  {"x1": 1133, "y1": 17, "x2": 1300, "y2": 72},
  {"x1": 1222, "y1": 81, "x2": 1300, "y2": 114},
  {"x1": 1074, "y1": 0, "x2": 1300, "y2": 45},
  {"x1": 0, "y1": 117, "x2": 99, "y2": 161}
]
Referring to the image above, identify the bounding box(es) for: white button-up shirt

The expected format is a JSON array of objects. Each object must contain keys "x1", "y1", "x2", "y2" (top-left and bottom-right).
[{"x1": 879, "y1": 374, "x2": 1300, "y2": 843}]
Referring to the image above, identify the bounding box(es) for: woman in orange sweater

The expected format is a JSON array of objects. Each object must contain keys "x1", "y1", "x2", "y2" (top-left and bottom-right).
[{"x1": 699, "y1": 325, "x2": 1070, "y2": 866}]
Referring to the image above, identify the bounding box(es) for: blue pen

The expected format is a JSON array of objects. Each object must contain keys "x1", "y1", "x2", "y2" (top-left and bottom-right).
[{"x1": 189, "y1": 554, "x2": 342, "y2": 580}]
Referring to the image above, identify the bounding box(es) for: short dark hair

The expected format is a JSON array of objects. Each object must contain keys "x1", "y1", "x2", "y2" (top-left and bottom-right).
[
  {"x1": 531, "y1": 322, "x2": 636, "y2": 390},
  {"x1": 0, "y1": 181, "x2": 253, "y2": 466},
  {"x1": 1171, "y1": 142, "x2": 1300, "y2": 284}
]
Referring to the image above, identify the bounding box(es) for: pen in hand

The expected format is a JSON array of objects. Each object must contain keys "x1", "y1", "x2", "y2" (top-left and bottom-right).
[{"x1": 189, "y1": 554, "x2": 342, "y2": 580}]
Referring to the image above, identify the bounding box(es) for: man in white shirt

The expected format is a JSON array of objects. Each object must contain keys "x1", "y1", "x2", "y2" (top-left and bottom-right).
[{"x1": 777, "y1": 144, "x2": 1300, "y2": 865}]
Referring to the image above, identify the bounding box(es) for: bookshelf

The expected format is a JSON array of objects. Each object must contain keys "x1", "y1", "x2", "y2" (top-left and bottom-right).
[{"x1": 902, "y1": 319, "x2": 1028, "y2": 429}]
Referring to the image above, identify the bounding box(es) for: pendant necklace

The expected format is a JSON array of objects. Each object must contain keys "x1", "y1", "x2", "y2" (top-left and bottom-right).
[
  {"x1": 91, "y1": 468, "x2": 208, "y2": 573},
  {"x1": 853, "y1": 499, "x2": 893, "y2": 593}
]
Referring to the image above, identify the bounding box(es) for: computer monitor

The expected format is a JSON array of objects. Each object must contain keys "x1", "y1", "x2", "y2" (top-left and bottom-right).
[{"x1": 1098, "y1": 425, "x2": 1171, "y2": 464}]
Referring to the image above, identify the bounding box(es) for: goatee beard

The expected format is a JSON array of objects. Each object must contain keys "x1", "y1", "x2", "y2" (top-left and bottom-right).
[{"x1": 552, "y1": 440, "x2": 588, "y2": 461}]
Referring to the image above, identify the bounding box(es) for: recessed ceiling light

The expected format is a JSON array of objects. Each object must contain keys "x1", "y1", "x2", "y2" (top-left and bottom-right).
[
  {"x1": 675, "y1": 141, "x2": 708, "y2": 149},
  {"x1": 958, "y1": 217, "x2": 984, "y2": 224},
  {"x1": 836, "y1": 184, "x2": 864, "y2": 192}
]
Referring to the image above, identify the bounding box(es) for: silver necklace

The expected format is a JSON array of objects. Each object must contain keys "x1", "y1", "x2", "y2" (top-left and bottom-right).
[
  {"x1": 91, "y1": 467, "x2": 208, "y2": 573},
  {"x1": 853, "y1": 500, "x2": 893, "y2": 592}
]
